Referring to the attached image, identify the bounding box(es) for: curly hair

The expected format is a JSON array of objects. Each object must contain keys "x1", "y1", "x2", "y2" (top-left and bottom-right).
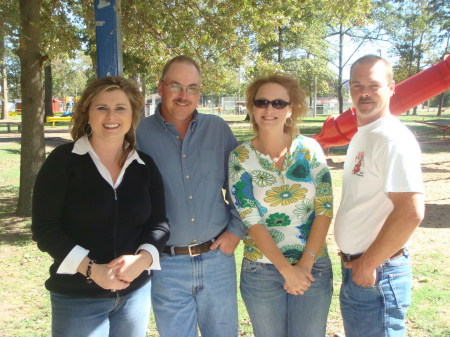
[
  {"x1": 246, "y1": 74, "x2": 308, "y2": 135},
  {"x1": 70, "y1": 76, "x2": 144, "y2": 167}
]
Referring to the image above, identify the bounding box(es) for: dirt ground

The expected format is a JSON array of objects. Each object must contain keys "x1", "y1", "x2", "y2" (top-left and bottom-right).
[
  {"x1": 0, "y1": 127, "x2": 449, "y2": 336},
  {"x1": 3, "y1": 125, "x2": 449, "y2": 229}
]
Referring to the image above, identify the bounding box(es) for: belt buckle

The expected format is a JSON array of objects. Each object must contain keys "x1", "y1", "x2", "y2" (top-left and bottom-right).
[{"x1": 188, "y1": 244, "x2": 200, "y2": 257}]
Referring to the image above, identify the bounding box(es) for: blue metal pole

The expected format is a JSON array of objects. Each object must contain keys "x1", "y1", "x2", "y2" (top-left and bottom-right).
[{"x1": 94, "y1": 0, "x2": 123, "y2": 78}]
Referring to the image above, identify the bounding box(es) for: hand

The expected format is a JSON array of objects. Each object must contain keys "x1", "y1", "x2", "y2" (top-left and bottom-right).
[
  {"x1": 108, "y1": 251, "x2": 153, "y2": 283},
  {"x1": 209, "y1": 231, "x2": 240, "y2": 255},
  {"x1": 344, "y1": 258, "x2": 377, "y2": 287},
  {"x1": 90, "y1": 263, "x2": 130, "y2": 291},
  {"x1": 282, "y1": 264, "x2": 315, "y2": 295}
]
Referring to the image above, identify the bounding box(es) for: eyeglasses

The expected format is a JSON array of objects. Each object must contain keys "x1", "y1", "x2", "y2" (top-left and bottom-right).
[
  {"x1": 163, "y1": 81, "x2": 201, "y2": 95},
  {"x1": 253, "y1": 99, "x2": 290, "y2": 109}
]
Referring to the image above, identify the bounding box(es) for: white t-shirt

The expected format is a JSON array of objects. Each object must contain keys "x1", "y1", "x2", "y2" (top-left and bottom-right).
[{"x1": 334, "y1": 114, "x2": 424, "y2": 254}]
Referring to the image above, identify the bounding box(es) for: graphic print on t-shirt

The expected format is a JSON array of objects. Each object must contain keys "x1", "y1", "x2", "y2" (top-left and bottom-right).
[{"x1": 352, "y1": 151, "x2": 364, "y2": 176}]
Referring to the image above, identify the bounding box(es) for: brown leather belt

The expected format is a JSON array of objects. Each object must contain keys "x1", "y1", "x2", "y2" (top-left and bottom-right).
[
  {"x1": 339, "y1": 248, "x2": 405, "y2": 262},
  {"x1": 164, "y1": 240, "x2": 214, "y2": 257}
]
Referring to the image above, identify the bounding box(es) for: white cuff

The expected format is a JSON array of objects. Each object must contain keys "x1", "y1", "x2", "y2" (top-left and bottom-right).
[
  {"x1": 57, "y1": 245, "x2": 89, "y2": 274},
  {"x1": 136, "y1": 244, "x2": 161, "y2": 271}
]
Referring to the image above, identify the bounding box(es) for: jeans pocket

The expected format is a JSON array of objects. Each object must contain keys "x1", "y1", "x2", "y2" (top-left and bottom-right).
[
  {"x1": 388, "y1": 271, "x2": 412, "y2": 309},
  {"x1": 217, "y1": 247, "x2": 234, "y2": 257},
  {"x1": 241, "y1": 258, "x2": 265, "y2": 273},
  {"x1": 312, "y1": 256, "x2": 332, "y2": 272},
  {"x1": 349, "y1": 272, "x2": 378, "y2": 290}
]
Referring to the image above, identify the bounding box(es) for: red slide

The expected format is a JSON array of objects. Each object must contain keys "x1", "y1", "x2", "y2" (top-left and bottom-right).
[{"x1": 312, "y1": 55, "x2": 450, "y2": 148}]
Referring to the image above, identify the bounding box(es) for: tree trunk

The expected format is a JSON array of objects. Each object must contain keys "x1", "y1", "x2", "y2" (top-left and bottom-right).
[
  {"x1": 338, "y1": 24, "x2": 344, "y2": 114},
  {"x1": 44, "y1": 62, "x2": 54, "y2": 119},
  {"x1": 0, "y1": 24, "x2": 8, "y2": 120},
  {"x1": 277, "y1": 27, "x2": 282, "y2": 63},
  {"x1": 16, "y1": 0, "x2": 45, "y2": 217},
  {"x1": 436, "y1": 92, "x2": 444, "y2": 116}
]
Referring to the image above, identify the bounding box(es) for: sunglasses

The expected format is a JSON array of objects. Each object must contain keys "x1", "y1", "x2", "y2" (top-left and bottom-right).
[
  {"x1": 253, "y1": 99, "x2": 290, "y2": 109},
  {"x1": 163, "y1": 81, "x2": 201, "y2": 95}
]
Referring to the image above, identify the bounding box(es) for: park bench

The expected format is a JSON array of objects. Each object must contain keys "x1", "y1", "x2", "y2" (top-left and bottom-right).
[
  {"x1": 0, "y1": 120, "x2": 22, "y2": 133},
  {"x1": 46, "y1": 116, "x2": 72, "y2": 126}
]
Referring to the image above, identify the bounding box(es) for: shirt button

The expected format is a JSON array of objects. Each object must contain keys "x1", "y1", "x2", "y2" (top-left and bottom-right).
[
  {"x1": 191, "y1": 218, "x2": 195, "y2": 222},
  {"x1": 183, "y1": 154, "x2": 186, "y2": 158},
  {"x1": 189, "y1": 195, "x2": 193, "y2": 199},
  {"x1": 176, "y1": 136, "x2": 180, "y2": 139},
  {"x1": 186, "y1": 175, "x2": 190, "y2": 179}
]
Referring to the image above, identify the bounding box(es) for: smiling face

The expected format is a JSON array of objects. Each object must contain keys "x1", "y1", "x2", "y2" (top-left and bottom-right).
[
  {"x1": 88, "y1": 89, "x2": 132, "y2": 143},
  {"x1": 252, "y1": 82, "x2": 292, "y2": 133},
  {"x1": 350, "y1": 60, "x2": 395, "y2": 126},
  {"x1": 157, "y1": 61, "x2": 201, "y2": 125}
]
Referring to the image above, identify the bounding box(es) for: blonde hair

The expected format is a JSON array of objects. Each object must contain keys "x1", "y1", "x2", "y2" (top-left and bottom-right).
[
  {"x1": 246, "y1": 74, "x2": 308, "y2": 135},
  {"x1": 70, "y1": 76, "x2": 144, "y2": 167}
]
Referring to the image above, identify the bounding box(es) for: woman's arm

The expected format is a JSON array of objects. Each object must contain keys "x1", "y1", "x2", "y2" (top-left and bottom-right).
[
  {"x1": 248, "y1": 224, "x2": 314, "y2": 295},
  {"x1": 31, "y1": 145, "x2": 79, "y2": 262}
]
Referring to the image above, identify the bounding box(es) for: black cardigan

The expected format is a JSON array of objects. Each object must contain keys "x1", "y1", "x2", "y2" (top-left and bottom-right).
[{"x1": 32, "y1": 142, "x2": 170, "y2": 298}]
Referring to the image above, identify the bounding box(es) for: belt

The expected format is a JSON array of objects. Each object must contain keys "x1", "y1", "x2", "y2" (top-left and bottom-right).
[
  {"x1": 164, "y1": 240, "x2": 214, "y2": 257},
  {"x1": 339, "y1": 248, "x2": 405, "y2": 262}
]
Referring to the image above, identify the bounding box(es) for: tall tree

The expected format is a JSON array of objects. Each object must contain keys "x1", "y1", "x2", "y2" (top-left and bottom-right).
[
  {"x1": 0, "y1": 24, "x2": 7, "y2": 119},
  {"x1": 374, "y1": 0, "x2": 444, "y2": 115},
  {"x1": 324, "y1": 0, "x2": 376, "y2": 113},
  {"x1": 0, "y1": 0, "x2": 19, "y2": 119},
  {"x1": 16, "y1": 0, "x2": 46, "y2": 216}
]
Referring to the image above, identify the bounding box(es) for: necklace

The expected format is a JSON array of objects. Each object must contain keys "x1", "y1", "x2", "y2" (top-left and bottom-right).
[{"x1": 271, "y1": 152, "x2": 287, "y2": 163}]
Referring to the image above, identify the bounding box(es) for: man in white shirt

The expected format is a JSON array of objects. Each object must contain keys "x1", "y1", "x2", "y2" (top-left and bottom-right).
[{"x1": 334, "y1": 55, "x2": 425, "y2": 337}]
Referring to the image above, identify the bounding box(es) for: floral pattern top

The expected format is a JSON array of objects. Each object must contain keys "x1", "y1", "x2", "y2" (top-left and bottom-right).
[{"x1": 228, "y1": 135, "x2": 333, "y2": 264}]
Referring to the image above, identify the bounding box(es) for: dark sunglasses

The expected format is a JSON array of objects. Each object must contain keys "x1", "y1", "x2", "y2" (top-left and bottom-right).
[{"x1": 253, "y1": 99, "x2": 290, "y2": 109}]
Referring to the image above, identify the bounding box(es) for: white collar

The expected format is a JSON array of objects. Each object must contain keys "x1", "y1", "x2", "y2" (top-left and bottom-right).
[
  {"x1": 72, "y1": 135, "x2": 145, "y2": 188},
  {"x1": 72, "y1": 135, "x2": 145, "y2": 165}
]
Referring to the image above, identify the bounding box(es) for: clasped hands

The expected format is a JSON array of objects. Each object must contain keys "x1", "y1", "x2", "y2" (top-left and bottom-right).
[
  {"x1": 89, "y1": 251, "x2": 153, "y2": 291},
  {"x1": 283, "y1": 263, "x2": 315, "y2": 296}
]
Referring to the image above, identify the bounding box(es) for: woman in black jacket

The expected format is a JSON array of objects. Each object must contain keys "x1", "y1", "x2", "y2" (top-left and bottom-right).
[{"x1": 32, "y1": 77, "x2": 170, "y2": 337}]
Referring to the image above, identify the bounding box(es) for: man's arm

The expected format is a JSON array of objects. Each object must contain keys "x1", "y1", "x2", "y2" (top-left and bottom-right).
[{"x1": 345, "y1": 192, "x2": 425, "y2": 287}]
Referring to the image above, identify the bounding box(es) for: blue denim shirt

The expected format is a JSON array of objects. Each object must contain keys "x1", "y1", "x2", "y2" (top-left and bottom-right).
[{"x1": 136, "y1": 104, "x2": 245, "y2": 246}]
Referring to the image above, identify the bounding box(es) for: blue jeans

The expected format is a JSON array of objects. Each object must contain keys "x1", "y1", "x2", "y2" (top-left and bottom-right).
[
  {"x1": 240, "y1": 256, "x2": 333, "y2": 337},
  {"x1": 151, "y1": 248, "x2": 238, "y2": 337},
  {"x1": 339, "y1": 250, "x2": 412, "y2": 337},
  {"x1": 51, "y1": 281, "x2": 151, "y2": 337}
]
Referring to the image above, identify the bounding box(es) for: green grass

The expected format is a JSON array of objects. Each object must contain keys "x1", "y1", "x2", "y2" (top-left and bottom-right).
[{"x1": 0, "y1": 114, "x2": 449, "y2": 336}]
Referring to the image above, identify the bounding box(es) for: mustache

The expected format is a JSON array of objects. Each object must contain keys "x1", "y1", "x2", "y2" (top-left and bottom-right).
[
  {"x1": 359, "y1": 97, "x2": 374, "y2": 103},
  {"x1": 173, "y1": 99, "x2": 191, "y2": 104}
]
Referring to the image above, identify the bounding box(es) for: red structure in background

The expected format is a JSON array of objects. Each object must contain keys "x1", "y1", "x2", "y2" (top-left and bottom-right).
[{"x1": 313, "y1": 55, "x2": 450, "y2": 148}]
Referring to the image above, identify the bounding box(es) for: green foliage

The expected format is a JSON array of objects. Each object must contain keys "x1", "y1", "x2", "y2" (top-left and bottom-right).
[
  {"x1": 50, "y1": 51, "x2": 94, "y2": 98},
  {"x1": 374, "y1": 0, "x2": 449, "y2": 82}
]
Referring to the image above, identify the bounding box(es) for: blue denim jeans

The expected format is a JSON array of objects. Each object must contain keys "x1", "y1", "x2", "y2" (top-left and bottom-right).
[
  {"x1": 151, "y1": 248, "x2": 238, "y2": 337},
  {"x1": 339, "y1": 250, "x2": 412, "y2": 337},
  {"x1": 240, "y1": 256, "x2": 333, "y2": 337},
  {"x1": 51, "y1": 281, "x2": 151, "y2": 337}
]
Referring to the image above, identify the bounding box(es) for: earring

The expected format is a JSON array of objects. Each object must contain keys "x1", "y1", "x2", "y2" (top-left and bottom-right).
[
  {"x1": 285, "y1": 117, "x2": 293, "y2": 127},
  {"x1": 86, "y1": 124, "x2": 93, "y2": 137}
]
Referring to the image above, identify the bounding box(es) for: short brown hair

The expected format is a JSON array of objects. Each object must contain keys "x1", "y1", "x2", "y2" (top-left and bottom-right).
[
  {"x1": 350, "y1": 54, "x2": 394, "y2": 83},
  {"x1": 246, "y1": 74, "x2": 308, "y2": 135},
  {"x1": 160, "y1": 55, "x2": 201, "y2": 81},
  {"x1": 70, "y1": 76, "x2": 144, "y2": 167}
]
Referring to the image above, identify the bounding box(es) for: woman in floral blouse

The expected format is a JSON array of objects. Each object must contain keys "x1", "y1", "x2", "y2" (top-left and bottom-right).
[{"x1": 229, "y1": 74, "x2": 333, "y2": 337}]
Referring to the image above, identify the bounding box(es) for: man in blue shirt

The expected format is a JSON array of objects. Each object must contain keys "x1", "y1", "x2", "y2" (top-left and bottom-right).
[{"x1": 136, "y1": 55, "x2": 245, "y2": 337}]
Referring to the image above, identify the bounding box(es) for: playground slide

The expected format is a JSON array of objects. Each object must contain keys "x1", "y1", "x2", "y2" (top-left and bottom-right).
[{"x1": 312, "y1": 55, "x2": 450, "y2": 148}]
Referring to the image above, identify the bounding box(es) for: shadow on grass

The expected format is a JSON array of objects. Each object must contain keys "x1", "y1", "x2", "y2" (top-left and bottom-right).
[
  {"x1": 420, "y1": 204, "x2": 450, "y2": 229},
  {"x1": 0, "y1": 213, "x2": 32, "y2": 245},
  {"x1": 0, "y1": 186, "x2": 31, "y2": 246},
  {"x1": 45, "y1": 137, "x2": 71, "y2": 149},
  {"x1": 3, "y1": 148, "x2": 21, "y2": 155},
  {"x1": 326, "y1": 158, "x2": 344, "y2": 170},
  {"x1": 0, "y1": 137, "x2": 21, "y2": 144}
]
